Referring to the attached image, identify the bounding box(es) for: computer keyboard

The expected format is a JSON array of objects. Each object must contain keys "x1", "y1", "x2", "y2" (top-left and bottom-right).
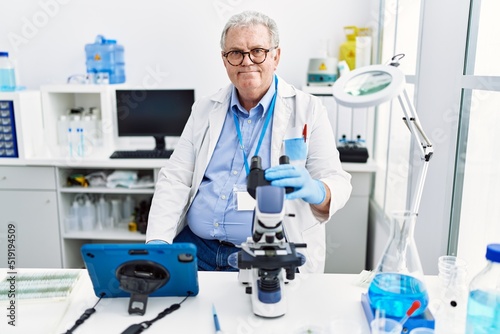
[{"x1": 110, "y1": 149, "x2": 173, "y2": 159}]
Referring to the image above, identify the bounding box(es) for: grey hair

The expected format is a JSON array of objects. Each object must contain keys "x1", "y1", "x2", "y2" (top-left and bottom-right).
[{"x1": 220, "y1": 11, "x2": 280, "y2": 50}]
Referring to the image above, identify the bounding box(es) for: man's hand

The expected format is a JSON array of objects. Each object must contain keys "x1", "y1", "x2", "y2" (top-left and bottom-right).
[{"x1": 265, "y1": 164, "x2": 326, "y2": 205}]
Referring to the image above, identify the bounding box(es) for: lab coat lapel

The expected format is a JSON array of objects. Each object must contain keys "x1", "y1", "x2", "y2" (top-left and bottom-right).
[
  {"x1": 190, "y1": 88, "x2": 229, "y2": 196},
  {"x1": 206, "y1": 87, "x2": 231, "y2": 170},
  {"x1": 271, "y1": 78, "x2": 295, "y2": 166}
]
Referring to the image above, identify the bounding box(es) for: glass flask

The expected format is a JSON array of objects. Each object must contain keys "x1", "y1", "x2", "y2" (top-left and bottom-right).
[{"x1": 368, "y1": 211, "x2": 429, "y2": 318}]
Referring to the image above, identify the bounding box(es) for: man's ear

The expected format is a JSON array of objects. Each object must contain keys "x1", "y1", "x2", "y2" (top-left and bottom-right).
[
  {"x1": 221, "y1": 52, "x2": 229, "y2": 69},
  {"x1": 273, "y1": 47, "x2": 281, "y2": 69}
]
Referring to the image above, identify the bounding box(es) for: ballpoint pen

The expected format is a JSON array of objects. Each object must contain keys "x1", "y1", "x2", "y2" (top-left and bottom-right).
[
  {"x1": 212, "y1": 304, "x2": 223, "y2": 333},
  {"x1": 302, "y1": 124, "x2": 307, "y2": 143}
]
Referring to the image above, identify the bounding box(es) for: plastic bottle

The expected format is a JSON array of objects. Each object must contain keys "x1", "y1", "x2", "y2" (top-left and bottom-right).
[
  {"x1": 123, "y1": 195, "x2": 135, "y2": 222},
  {"x1": 71, "y1": 198, "x2": 83, "y2": 230},
  {"x1": 65, "y1": 199, "x2": 81, "y2": 231},
  {"x1": 355, "y1": 28, "x2": 372, "y2": 69},
  {"x1": 83, "y1": 114, "x2": 96, "y2": 147},
  {"x1": 111, "y1": 198, "x2": 122, "y2": 227},
  {"x1": 465, "y1": 243, "x2": 500, "y2": 333},
  {"x1": 89, "y1": 107, "x2": 101, "y2": 145},
  {"x1": 69, "y1": 114, "x2": 80, "y2": 156},
  {"x1": 81, "y1": 196, "x2": 96, "y2": 231},
  {"x1": 69, "y1": 114, "x2": 85, "y2": 157},
  {"x1": 96, "y1": 195, "x2": 110, "y2": 229},
  {"x1": 434, "y1": 258, "x2": 468, "y2": 334},
  {"x1": 57, "y1": 115, "x2": 70, "y2": 145},
  {"x1": 338, "y1": 26, "x2": 358, "y2": 71},
  {"x1": 0, "y1": 52, "x2": 16, "y2": 91},
  {"x1": 85, "y1": 35, "x2": 125, "y2": 84}
]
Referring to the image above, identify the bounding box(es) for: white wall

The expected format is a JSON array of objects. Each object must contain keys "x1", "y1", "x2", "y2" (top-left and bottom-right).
[{"x1": 1, "y1": 0, "x2": 374, "y2": 99}]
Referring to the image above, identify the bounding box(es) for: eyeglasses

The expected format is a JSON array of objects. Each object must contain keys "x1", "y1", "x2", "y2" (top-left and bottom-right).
[{"x1": 222, "y1": 47, "x2": 277, "y2": 66}]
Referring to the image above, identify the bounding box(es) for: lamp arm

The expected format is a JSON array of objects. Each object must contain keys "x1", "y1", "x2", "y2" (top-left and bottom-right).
[
  {"x1": 397, "y1": 88, "x2": 434, "y2": 214},
  {"x1": 398, "y1": 89, "x2": 434, "y2": 162},
  {"x1": 411, "y1": 160, "x2": 430, "y2": 214}
]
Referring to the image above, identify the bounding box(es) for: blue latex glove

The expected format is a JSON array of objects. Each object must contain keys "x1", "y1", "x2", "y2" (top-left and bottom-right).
[{"x1": 264, "y1": 164, "x2": 326, "y2": 205}]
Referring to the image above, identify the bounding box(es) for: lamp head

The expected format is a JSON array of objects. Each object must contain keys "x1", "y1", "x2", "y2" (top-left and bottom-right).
[
  {"x1": 332, "y1": 58, "x2": 434, "y2": 215},
  {"x1": 332, "y1": 64, "x2": 406, "y2": 108}
]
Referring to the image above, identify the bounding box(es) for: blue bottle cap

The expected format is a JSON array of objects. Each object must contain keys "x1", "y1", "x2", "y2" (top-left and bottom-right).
[
  {"x1": 0, "y1": 52, "x2": 8, "y2": 57},
  {"x1": 486, "y1": 244, "x2": 500, "y2": 263}
]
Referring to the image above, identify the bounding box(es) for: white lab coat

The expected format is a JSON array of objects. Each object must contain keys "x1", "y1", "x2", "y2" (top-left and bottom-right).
[{"x1": 146, "y1": 77, "x2": 352, "y2": 273}]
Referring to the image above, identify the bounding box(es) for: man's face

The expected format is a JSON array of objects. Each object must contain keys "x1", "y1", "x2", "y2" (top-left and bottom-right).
[{"x1": 222, "y1": 24, "x2": 280, "y2": 97}]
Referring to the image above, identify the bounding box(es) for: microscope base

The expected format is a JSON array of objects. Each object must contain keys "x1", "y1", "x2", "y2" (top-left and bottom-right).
[
  {"x1": 249, "y1": 268, "x2": 287, "y2": 318},
  {"x1": 361, "y1": 293, "x2": 435, "y2": 333}
]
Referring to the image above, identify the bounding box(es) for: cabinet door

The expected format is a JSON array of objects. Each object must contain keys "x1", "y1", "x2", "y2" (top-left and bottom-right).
[
  {"x1": 0, "y1": 166, "x2": 56, "y2": 190},
  {"x1": 0, "y1": 190, "x2": 61, "y2": 268},
  {"x1": 325, "y1": 172, "x2": 370, "y2": 273},
  {"x1": 325, "y1": 196, "x2": 368, "y2": 273}
]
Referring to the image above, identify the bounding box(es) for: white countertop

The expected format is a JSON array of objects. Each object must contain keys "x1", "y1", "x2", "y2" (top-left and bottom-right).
[
  {"x1": 0, "y1": 269, "x2": 444, "y2": 334},
  {"x1": 0, "y1": 270, "x2": 372, "y2": 334}
]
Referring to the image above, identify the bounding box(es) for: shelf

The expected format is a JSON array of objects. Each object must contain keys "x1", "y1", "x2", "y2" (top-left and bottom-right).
[
  {"x1": 63, "y1": 226, "x2": 146, "y2": 241},
  {"x1": 342, "y1": 159, "x2": 377, "y2": 173},
  {"x1": 55, "y1": 162, "x2": 156, "y2": 267},
  {"x1": 301, "y1": 85, "x2": 335, "y2": 96},
  {"x1": 59, "y1": 187, "x2": 154, "y2": 194},
  {"x1": 40, "y1": 84, "x2": 112, "y2": 93}
]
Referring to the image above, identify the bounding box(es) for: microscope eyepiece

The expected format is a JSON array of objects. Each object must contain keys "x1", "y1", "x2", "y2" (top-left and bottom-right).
[
  {"x1": 250, "y1": 156, "x2": 262, "y2": 170},
  {"x1": 279, "y1": 155, "x2": 290, "y2": 165}
]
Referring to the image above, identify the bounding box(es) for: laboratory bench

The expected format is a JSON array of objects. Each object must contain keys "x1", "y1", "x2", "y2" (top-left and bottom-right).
[
  {"x1": 0, "y1": 157, "x2": 375, "y2": 272},
  {"x1": 0, "y1": 269, "x2": 443, "y2": 334}
]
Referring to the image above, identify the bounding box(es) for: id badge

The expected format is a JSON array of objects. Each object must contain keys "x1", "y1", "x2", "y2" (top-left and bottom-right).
[{"x1": 234, "y1": 185, "x2": 255, "y2": 211}]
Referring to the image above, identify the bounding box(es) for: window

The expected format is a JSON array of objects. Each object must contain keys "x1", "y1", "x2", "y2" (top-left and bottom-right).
[{"x1": 452, "y1": 0, "x2": 500, "y2": 276}]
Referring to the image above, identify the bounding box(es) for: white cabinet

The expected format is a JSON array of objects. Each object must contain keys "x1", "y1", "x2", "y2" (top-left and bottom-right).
[
  {"x1": 55, "y1": 165, "x2": 161, "y2": 268},
  {"x1": 0, "y1": 166, "x2": 61, "y2": 268}
]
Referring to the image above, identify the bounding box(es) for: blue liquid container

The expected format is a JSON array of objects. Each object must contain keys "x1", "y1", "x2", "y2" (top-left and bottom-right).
[
  {"x1": 0, "y1": 52, "x2": 16, "y2": 91},
  {"x1": 466, "y1": 290, "x2": 500, "y2": 333},
  {"x1": 465, "y1": 243, "x2": 500, "y2": 333},
  {"x1": 85, "y1": 35, "x2": 125, "y2": 84},
  {"x1": 368, "y1": 272, "x2": 429, "y2": 318}
]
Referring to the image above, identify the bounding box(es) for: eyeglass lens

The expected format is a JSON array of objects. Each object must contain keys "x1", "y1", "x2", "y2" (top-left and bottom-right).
[{"x1": 225, "y1": 49, "x2": 270, "y2": 66}]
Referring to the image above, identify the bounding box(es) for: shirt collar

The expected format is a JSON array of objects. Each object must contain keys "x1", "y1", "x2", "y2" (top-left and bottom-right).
[{"x1": 230, "y1": 78, "x2": 276, "y2": 119}]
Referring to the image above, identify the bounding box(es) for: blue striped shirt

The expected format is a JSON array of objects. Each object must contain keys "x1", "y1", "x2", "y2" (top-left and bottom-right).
[{"x1": 186, "y1": 83, "x2": 275, "y2": 245}]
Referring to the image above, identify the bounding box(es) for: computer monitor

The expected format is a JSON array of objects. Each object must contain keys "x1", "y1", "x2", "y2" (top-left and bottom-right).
[{"x1": 115, "y1": 89, "x2": 195, "y2": 151}]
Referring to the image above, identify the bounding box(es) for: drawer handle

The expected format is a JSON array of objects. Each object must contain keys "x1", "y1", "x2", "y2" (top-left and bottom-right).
[{"x1": 0, "y1": 176, "x2": 6, "y2": 181}]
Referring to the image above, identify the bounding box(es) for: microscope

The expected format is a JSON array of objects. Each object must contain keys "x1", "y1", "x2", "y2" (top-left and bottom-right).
[{"x1": 229, "y1": 156, "x2": 306, "y2": 318}]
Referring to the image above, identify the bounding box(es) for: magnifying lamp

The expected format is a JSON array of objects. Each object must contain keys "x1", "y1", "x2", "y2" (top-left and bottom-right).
[
  {"x1": 334, "y1": 56, "x2": 436, "y2": 332},
  {"x1": 332, "y1": 56, "x2": 433, "y2": 214}
]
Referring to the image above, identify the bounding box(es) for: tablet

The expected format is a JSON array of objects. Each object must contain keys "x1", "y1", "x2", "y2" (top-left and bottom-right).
[{"x1": 81, "y1": 243, "x2": 199, "y2": 298}]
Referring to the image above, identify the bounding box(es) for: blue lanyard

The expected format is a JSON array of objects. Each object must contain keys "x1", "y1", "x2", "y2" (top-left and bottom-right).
[{"x1": 233, "y1": 76, "x2": 278, "y2": 175}]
